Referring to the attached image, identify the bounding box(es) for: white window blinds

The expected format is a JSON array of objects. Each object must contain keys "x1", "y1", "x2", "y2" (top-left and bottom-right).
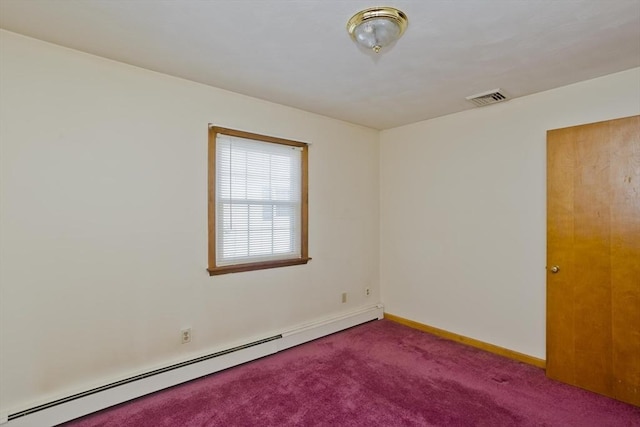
[{"x1": 215, "y1": 134, "x2": 302, "y2": 266}]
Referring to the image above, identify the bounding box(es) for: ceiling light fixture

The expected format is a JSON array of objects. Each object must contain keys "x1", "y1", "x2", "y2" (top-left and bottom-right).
[{"x1": 347, "y1": 7, "x2": 408, "y2": 54}]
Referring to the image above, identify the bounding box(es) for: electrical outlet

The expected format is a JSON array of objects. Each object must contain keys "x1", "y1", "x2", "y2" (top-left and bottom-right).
[
  {"x1": 365, "y1": 288, "x2": 371, "y2": 297},
  {"x1": 181, "y1": 328, "x2": 191, "y2": 344},
  {"x1": 341, "y1": 292, "x2": 347, "y2": 303}
]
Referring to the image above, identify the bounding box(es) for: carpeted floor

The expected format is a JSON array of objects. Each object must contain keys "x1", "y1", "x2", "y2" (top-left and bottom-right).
[{"x1": 62, "y1": 319, "x2": 640, "y2": 426}]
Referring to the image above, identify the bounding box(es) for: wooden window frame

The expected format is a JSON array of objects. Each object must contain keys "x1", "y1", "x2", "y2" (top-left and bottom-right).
[{"x1": 207, "y1": 126, "x2": 310, "y2": 276}]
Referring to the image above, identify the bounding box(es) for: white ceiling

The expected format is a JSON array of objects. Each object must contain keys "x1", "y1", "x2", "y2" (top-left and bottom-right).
[{"x1": 1, "y1": 0, "x2": 639, "y2": 129}]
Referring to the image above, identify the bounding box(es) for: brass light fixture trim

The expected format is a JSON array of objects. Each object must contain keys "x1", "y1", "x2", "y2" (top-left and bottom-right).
[{"x1": 347, "y1": 7, "x2": 409, "y2": 53}]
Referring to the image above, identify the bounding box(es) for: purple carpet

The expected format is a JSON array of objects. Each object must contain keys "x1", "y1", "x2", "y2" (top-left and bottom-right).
[{"x1": 61, "y1": 319, "x2": 639, "y2": 426}]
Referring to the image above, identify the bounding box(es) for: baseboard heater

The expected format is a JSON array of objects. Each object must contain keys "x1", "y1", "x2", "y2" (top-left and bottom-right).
[
  {"x1": 3, "y1": 305, "x2": 383, "y2": 427},
  {"x1": 8, "y1": 335, "x2": 281, "y2": 422}
]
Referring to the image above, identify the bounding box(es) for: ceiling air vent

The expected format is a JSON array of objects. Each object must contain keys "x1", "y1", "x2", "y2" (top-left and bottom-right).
[{"x1": 465, "y1": 89, "x2": 508, "y2": 107}]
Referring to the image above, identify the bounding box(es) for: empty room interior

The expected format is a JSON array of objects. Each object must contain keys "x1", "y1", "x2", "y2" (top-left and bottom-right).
[{"x1": 0, "y1": 1, "x2": 639, "y2": 426}]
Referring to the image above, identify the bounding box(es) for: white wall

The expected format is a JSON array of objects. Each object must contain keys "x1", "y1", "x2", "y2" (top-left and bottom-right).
[
  {"x1": 380, "y1": 67, "x2": 640, "y2": 359},
  {"x1": 0, "y1": 30, "x2": 380, "y2": 413}
]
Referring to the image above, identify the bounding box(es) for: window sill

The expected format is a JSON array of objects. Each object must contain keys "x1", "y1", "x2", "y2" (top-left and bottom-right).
[{"x1": 207, "y1": 257, "x2": 312, "y2": 276}]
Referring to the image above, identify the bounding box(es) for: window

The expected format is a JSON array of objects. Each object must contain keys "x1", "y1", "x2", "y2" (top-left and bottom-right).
[{"x1": 208, "y1": 126, "x2": 310, "y2": 275}]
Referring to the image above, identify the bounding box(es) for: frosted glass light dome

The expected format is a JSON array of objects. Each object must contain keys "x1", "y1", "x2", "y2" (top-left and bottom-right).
[{"x1": 347, "y1": 7, "x2": 408, "y2": 53}]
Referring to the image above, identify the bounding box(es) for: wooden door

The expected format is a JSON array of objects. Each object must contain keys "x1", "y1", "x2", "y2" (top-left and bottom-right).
[{"x1": 547, "y1": 115, "x2": 639, "y2": 406}]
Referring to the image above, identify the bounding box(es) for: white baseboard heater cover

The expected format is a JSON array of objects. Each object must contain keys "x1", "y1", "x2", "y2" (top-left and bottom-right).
[{"x1": 3, "y1": 305, "x2": 384, "y2": 427}]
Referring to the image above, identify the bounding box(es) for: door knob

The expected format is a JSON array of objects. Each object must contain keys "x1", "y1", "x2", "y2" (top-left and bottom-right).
[{"x1": 550, "y1": 265, "x2": 560, "y2": 274}]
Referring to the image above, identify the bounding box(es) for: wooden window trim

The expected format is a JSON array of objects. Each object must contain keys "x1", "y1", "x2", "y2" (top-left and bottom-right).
[{"x1": 207, "y1": 126, "x2": 310, "y2": 276}]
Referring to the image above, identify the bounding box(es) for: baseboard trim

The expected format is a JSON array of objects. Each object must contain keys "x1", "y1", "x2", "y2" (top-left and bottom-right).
[
  {"x1": 384, "y1": 313, "x2": 546, "y2": 369},
  {"x1": 4, "y1": 305, "x2": 384, "y2": 427}
]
